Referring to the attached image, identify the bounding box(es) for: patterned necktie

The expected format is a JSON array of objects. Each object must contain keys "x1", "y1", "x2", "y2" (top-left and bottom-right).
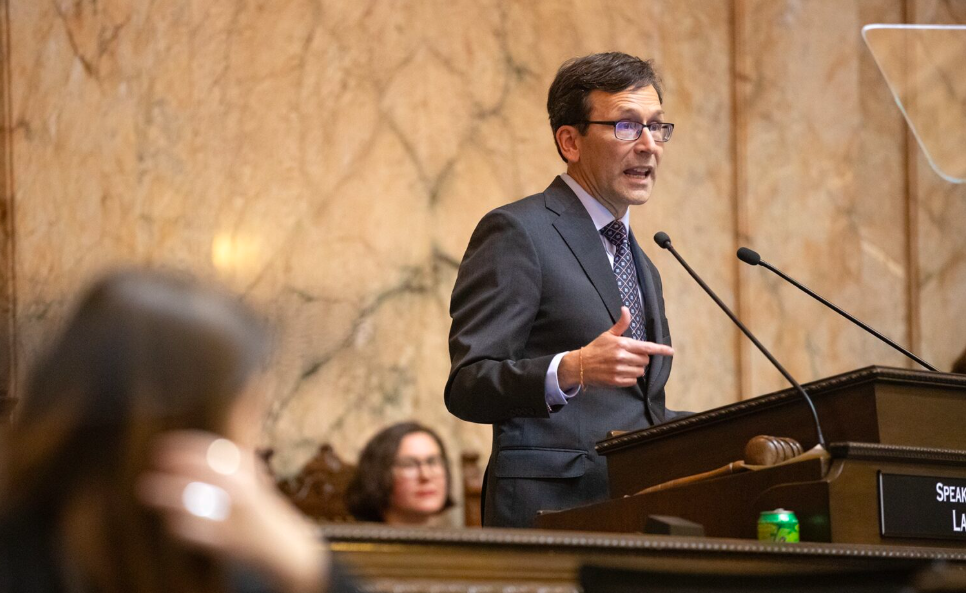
[{"x1": 600, "y1": 220, "x2": 647, "y2": 342}]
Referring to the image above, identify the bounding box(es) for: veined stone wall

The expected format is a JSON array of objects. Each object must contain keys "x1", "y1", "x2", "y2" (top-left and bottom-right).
[{"x1": 4, "y1": 1, "x2": 965, "y2": 520}]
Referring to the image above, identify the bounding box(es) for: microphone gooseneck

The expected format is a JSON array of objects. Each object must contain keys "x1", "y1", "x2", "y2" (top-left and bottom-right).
[
  {"x1": 736, "y1": 247, "x2": 937, "y2": 372},
  {"x1": 654, "y1": 232, "x2": 827, "y2": 449}
]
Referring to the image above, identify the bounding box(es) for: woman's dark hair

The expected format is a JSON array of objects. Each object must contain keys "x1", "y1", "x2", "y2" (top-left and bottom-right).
[
  {"x1": 345, "y1": 422, "x2": 455, "y2": 522},
  {"x1": 0, "y1": 269, "x2": 271, "y2": 593},
  {"x1": 547, "y1": 51, "x2": 663, "y2": 162}
]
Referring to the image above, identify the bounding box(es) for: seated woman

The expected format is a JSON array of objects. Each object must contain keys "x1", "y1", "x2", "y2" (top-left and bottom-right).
[
  {"x1": 345, "y1": 422, "x2": 454, "y2": 526},
  {"x1": 0, "y1": 270, "x2": 354, "y2": 593}
]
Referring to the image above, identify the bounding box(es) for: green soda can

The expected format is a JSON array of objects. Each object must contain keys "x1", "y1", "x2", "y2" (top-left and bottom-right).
[{"x1": 757, "y1": 509, "x2": 800, "y2": 542}]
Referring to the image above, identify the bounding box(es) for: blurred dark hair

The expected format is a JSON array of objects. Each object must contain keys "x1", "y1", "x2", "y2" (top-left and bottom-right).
[
  {"x1": 0, "y1": 269, "x2": 271, "y2": 593},
  {"x1": 344, "y1": 422, "x2": 454, "y2": 523},
  {"x1": 547, "y1": 51, "x2": 663, "y2": 162}
]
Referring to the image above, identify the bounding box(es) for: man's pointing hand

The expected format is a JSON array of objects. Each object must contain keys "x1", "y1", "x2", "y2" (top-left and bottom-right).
[{"x1": 558, "y1": 307, "x2": 674, "y2": 391}]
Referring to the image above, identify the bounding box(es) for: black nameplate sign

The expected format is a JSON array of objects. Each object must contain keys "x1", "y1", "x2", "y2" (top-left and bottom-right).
[{"x1": 879, "y1": 472, "x2": 966, "y2": 540}]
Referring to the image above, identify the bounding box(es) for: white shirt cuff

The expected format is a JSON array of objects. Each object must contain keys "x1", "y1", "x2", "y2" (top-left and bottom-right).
[{"x1": 544, "y1": 351, "x2": 581, "y2": 412}]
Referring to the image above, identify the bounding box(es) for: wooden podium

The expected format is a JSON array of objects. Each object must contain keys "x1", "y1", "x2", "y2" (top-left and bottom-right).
[{"x1": 535, "y1": 366, "x2": 966, "y2": 547}]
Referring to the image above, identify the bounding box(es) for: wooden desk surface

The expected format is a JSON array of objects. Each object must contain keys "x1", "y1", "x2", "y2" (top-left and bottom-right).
[{"x1": 322, "y1": 524, "x2": 966, "y2": 593}]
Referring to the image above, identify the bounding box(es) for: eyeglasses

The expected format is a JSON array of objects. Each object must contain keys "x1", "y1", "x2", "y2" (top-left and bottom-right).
[
  {"x1": 392, "y1": 455, "x2": 445, "y2": 478},
  {"x1": 581, "y1": 120, "x2": 675, "y2": 143}
]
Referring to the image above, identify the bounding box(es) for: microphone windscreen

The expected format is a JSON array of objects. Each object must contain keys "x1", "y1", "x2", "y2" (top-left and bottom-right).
[
  {"x1": 737, "y1": 247, "x2": 761, "y2": 266},
  {"x1": 653, "y1": 232, "x2": 671, "y2": 249}
]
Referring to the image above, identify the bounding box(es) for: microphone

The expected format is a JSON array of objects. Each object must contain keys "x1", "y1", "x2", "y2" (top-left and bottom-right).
[
  {"x1": 654, "y1": 232, "x2": 827, "y2": 449},
  {"x1": 737, "y1": 247, "x2": 937, "y2": 372}
]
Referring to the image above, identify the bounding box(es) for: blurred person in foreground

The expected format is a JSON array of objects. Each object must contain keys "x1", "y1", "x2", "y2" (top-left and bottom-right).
[
  {"x1": 345, "y1": 422, "x2": 454, "y2": 526},
  {"x1": 0, "y1": 270, "x2": 356, "y2": 593}
]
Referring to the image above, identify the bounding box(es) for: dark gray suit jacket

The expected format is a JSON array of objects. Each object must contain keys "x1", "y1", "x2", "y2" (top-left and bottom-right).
[{"x1": 445, "y1": 176, "x2": 678, "y2": 528}]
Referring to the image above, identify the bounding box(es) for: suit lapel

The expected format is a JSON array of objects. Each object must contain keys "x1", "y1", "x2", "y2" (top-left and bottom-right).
[
  {"x1": 546, "y1": 177, "x2": 664, "y2": 411},
  {"x1": 547, "y1": 178, "x2": 624, "y2": 326},
  {"x1": 629, "y1": 229, "x2": 666, "y2": 397}
]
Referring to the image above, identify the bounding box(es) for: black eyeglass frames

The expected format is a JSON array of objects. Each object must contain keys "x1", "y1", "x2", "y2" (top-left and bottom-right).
[{"x1": 581, "y1": 120, "x2": 674, "y2": 142}]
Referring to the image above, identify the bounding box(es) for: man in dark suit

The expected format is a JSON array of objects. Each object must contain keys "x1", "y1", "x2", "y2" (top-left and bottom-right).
[{"x1": 445, "y1": 52, "x2": 683, "y2": 528}]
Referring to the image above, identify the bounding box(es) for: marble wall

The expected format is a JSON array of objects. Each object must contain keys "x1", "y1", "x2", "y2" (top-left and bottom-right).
[
  {"x1": 0, "y1": 0, "x2": 14, "y2": 419},
  {"x1": 4, "y1": 0, "x2": 965, "y2": 513},
  {"x1": 737, "y1": 0, "x2": 912, "y2": 396},
  {"x1": 912, "y1": 0, "x2": 966, "y2": 371}
]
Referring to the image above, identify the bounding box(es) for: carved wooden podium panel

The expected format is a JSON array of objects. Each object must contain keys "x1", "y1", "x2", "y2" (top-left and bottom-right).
[
  {"x1": 535, "y1": 367, "x2": 966, "y2": 546},
  {"x1": 600, "y1": 367, "x2": 966, "y2": 497}
]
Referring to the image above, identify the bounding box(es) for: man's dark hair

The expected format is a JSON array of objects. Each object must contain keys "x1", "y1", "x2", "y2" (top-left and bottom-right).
[
  {"x1": 344, "y1": 421, "x2": 455, "y2": 523},
  {"x1": 547, "y1": 52, "x2": 663, "y2": 163}
]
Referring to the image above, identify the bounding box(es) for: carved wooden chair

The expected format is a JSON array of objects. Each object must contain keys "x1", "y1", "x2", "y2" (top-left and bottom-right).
[{"x1": 262, "y1": 444, "x2": 356, "y2": 522}]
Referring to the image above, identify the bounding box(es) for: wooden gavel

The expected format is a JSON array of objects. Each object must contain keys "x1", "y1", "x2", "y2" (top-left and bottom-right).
[
  {"x1": 634, "y1": 435, "x2": 806, "y2": 496},
  {"x1": 744, "y1": 434, "x2": 804, "y2": 465}
]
